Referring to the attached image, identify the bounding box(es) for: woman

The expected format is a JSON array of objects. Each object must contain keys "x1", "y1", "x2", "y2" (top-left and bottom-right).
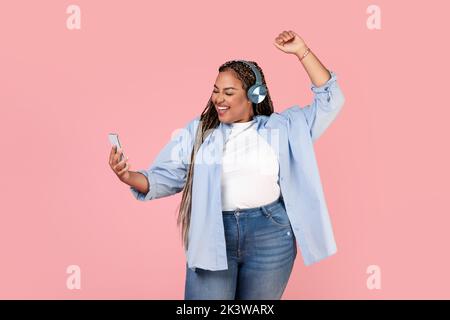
[{"x1": 109, "y1": 30, "x2": 345, "y2": 299}]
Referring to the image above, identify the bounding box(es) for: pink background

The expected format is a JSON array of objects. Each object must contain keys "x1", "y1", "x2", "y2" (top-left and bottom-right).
[{"x1": 0, "y1": 0, "x2": 449, "y2": 299}]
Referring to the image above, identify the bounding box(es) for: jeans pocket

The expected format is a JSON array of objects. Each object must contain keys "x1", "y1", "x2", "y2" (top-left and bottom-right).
[{"x1": 266, "y1": 203, "x2": 291, "y2": 228}]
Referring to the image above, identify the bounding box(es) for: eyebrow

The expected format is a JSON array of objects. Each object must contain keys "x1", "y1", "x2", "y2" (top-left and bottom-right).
[{"x1": 214, "y1": 85, "x2": 237, "y2": 90}]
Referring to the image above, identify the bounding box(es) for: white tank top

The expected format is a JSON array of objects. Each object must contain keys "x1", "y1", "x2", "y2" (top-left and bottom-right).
[{"x1": 220, "y1": 118, "x2": 281, "y2": 211}]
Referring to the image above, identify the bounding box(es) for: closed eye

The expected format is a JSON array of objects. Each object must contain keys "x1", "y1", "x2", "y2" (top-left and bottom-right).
[{"x1": 213, "y1": 91, "x2": 233, "y2": 96}]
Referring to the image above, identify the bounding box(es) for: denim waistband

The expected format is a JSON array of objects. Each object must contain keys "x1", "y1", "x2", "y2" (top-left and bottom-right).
[{"x1": 222, "y1": 195, "x2": 284, "y2": 215}]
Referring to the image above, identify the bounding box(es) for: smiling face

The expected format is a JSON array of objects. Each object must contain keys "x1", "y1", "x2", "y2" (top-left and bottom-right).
[{"x1": 212, "y1": 70, "x2": 254, "y2": 123}]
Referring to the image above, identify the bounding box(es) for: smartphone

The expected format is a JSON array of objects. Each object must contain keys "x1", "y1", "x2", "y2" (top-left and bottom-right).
[{"x1": 108, "y1": 133, "x2": 125, "y2": 162}]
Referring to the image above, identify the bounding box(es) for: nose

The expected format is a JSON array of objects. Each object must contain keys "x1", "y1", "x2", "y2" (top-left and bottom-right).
[{"x1": 214, "y1": 94, "x2": 225, "y2": 104}]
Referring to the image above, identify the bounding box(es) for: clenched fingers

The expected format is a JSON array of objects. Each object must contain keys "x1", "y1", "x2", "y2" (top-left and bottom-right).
[{"x1": 276, "y1": 30, "x2": 295, "y2": 44}]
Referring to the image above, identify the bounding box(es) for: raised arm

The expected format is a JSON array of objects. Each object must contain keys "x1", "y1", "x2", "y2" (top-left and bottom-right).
[{"x1": 275, "y1": 30, "x2": 345, "y2": 142}]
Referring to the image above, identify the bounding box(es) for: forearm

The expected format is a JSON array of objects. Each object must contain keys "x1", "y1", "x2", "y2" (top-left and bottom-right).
[
  {"x1": 122, "y1": 171, "x2": 149, "y2": 194},
  {"x1": 295, "y1": 46, "x2": 331, "y2": 87}
]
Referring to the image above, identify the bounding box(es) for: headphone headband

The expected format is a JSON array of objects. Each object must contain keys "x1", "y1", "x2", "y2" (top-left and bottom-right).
[{"x1": 238, "y1": 60, "x2": 263, "y2": 85}]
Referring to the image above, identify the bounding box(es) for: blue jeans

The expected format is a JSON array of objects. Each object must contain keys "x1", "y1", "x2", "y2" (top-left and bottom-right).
[{"x1": 184, "y1": 195, "x2": 297, "y2": 300}]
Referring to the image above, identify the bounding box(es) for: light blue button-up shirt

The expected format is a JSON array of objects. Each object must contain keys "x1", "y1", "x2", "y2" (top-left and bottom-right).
[{"x1": 130, "y1": 70, "x2": 345, "y2": 271}]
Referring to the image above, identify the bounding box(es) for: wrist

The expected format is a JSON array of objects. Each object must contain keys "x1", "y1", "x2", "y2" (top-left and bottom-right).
[
  {"x1": 119, "y1": 171, "x2": 133, "y2": 185},
  {"x1": 295, "y1": 45, "x2": 310, "y2": 59}
]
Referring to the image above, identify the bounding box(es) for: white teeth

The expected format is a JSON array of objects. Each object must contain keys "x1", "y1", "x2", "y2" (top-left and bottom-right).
[{"x1": 218, "y1": 106, "x2": 230, "y2": 110}]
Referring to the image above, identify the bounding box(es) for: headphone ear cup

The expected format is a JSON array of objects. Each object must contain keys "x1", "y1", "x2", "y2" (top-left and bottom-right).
[{"x1": 247, "y1": 84, "x2": 267, "y2": 104}]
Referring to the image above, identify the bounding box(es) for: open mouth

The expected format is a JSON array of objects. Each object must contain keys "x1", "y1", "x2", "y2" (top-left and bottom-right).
[{"x1": 216, "y1": 105, "x2": 230, "y2": 116}]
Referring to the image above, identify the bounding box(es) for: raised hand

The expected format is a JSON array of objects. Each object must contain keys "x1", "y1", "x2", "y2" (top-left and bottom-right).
[{"x1": 273, "y1": 30, "x2": 308, "y2": 55}]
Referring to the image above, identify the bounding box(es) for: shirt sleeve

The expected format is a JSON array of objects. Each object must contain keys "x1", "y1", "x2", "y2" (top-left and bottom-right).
[
  {"x1": 130, "y1": 116, "x2": 200, "y2": 201},
  {"x1": 282, "y1": 70, "x2": 345, "y2": 142}
]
